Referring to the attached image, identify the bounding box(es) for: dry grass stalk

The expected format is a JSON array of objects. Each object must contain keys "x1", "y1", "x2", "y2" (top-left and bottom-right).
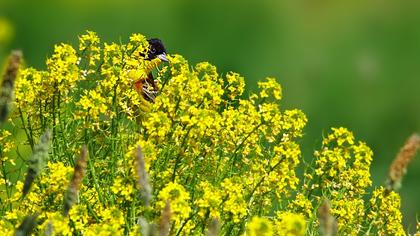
[
  {"x1": 135, "y1": 145, "x2": 152, "y2": 207},
  {"x1": 159, "y1": 200, "x2": 171, "y2": 236},
  {"x1": 138, "y1": 217, "x2": 157, "y2": 236},
  {"x1": 43, "y1": 221, "x2": 54, "y2": 236},
  {"x1": 22, "y1": 129, "x2": 52, "y2": 197},
  {"x1": 318, "y1": 199, "x2": 337, "y2": 236},
  {"x1": 387, "y1": 133, "x2": 420, "y2": 191},
  {"x1": 0, "y1": 50, "x2": 22, "y2": 123},
  {"x1": 63, "y1": 145, "x2": 88, "y2": 216},
  {"x1": 205, "y1": 218, "x2": 220, "y2": 236},
  {"x1": 14, "y1": 213, "x2": 39, "y2": 236}
]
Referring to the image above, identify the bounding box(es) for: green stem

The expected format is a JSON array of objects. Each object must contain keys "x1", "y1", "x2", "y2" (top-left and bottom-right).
[
  {"x1": 52, "y1": 83, "x2": 57, "y2": 160},
  {"x1": 87, "y1": 156, "x2": 105, "y2": 205},
  {"x1": 175, "y1": 211, "x2": 197, "y2": 236},
  {"x1": 228, "y1": 122, "x2": 264, "y2": 176},
  {"x1": 0, "y1": 155, "x2": 11, "y2": 212},
  {"x1": 171, "y1": 126, "x2": 193, "y2": 182},
  {"x1": 247, "y1": 157, "x2": 284, "y2": 201},
  {"x1": 18, "y1": 108, "x2": 34, "y2": 151}
]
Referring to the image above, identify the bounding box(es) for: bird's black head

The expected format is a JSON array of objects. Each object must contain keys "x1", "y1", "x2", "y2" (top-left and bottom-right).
[{"x1": 147, "y1": 38, "x2": 168, "y2": 62}]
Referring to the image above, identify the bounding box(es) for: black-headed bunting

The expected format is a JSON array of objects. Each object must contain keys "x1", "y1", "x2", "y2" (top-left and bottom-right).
[
  {"x1": 146, "y1": 38, "x2": 168, "y2": 62},
  {"x1": 135, "y1": 38, "x2": 168, "y2": 102}
]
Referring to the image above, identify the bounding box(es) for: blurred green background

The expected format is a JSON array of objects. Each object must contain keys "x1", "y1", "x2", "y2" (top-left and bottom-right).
[{"x1": 1, "y1": 0, "x2": 419, "y2": 231}]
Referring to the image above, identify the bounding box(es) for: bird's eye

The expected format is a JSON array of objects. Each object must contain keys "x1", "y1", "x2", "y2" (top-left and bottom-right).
[{"x1": 150, "y1": 48, "x2": 156, "y2": 54}]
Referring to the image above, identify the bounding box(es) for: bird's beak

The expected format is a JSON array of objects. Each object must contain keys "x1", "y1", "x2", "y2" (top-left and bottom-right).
[{"x1": 157, "y1": 53, "x2": 169, "y2": 62}]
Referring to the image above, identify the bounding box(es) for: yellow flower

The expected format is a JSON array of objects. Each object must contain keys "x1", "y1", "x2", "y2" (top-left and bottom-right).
[
  {"x1": 274, "y1": 211, "x2": 306, "y2": 236},
  {"x1": 85, "y1": 207, "x2": 125, "y2": 236},
  {"x1": 0, "y1": 130, "x2": 15, "y2": 165},
  {"x1": 143, "y1": 111, "x2": 172, "y2": 141},
  {"x1": 289, "y1": 193, "x2": 313, "y2": 218},
  {"x1": 39, "y1": 212, "x2": 72, "y2": 235},
  {"x1": 76, "y1": 89, "x2": 108, "y2": 122},
  {"x1": 225, "y1": 72, "x2": 245, "y2": 100},
  {"x1": 368, "y1": 187, "x2": 405, "y2": 235},
  {"x1": 330, "y1": 198, "x2": 365, "y2": 234},
  {"x1": 46, "y1": 43, "x2": 80, "y2": 93},
  {"x1": 195, "y1": 181, "x2": 222, "y2": 219},
  {"x1": 69, "y1": 205, "x2": 89, "y2": 232},
  {"x1": 246, "y1": 216, "x2": 274, "y2": 236},
  {"x1": 258, "y1": 77, "x2": 282, "y2": 100},
  {"x1": 4, "y1": 31, "x2": 410, "y2": 236},
  {"x1": 280, "y1": 109, "x2": 307, "y2": 138},
  {"x1": 111, "y1": 176, "x2": 135, "y2": 202},
  {"x1": 41, "y1": 162, "x2": 73, "y2": 194},
  {"x1": 79, "y1": 30, "x2": 101, "y2": 68},
  {"x1": 0, "y1": 218, "x2": 15, "y2": 234},
  {"x1": 314, "y1": 127, "x2": 373, "y2": 197},
  {"x1": 220, "y1": 178, "x2": 247, "y2": 223},
  {"x1": 14, "y1": 68, "x2": 45, "y2": 113},
  {"x1": 157, "y1": 182, "x2": 192, "y2": 226}
]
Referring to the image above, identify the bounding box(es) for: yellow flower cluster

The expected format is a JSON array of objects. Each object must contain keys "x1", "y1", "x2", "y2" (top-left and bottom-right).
[
  {"x1": 309, "y1": 127, "x2": 373, "y2": 234},
  {"x1": 246, "y1": 216, "x2": 273, "y2": 236},
  {"x1": 195, "y1": 181, "x2": 222, "y2": 219},
  {"x1": 245, "y1": 212, "x2": 306, "y2": 236},
  {"x1": 314, "y1": 127, "x2": 373, "y2": 197},
  {"x1": 46, "y1": 43, "x2": 79, "y2": 93},
  {"x1": 0, "y1": 31, "x2": 411, "y2": 235},
  {"x1": 78, "y1": 30, "x2": 101, "y2": 69},
  {"x1": 368, "y1": 187, "x2": 405, "y2": 235},
  {"x1": 85, "y1": 207, "x2": 125, "y2": 235},
  {"x1": 288, "y1": 193, "x2": 313, "y2": 218},
  {"x1": 157, "y1": 182, "x2": 192, "y2": 228},
  {"x1": 111, "y1": 176, "x2": 135, "y2": 202},
  {"x1": 330, "y1": 198, "x2": 365, "y2": 234},
  {"x1": 76, "y1": 90, "x2": 108, "y2": 122},
  {"x1": 132, "y1": 51, "x2": 311, "y2": 234},
  {"x1": 274, "y1": 212, "x2": 306, "y2": 236},
  {"x1": 0, "y1": 130, "x2": 15, "y2": 166}
]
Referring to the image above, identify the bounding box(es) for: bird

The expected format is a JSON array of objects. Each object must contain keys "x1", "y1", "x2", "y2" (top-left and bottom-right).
[
  {"x1": 146, "y1": 38, "x2": 169, "y2": 62},
  {"x1": 134, "y1": 38, "x2": 168, "y2": 102}
]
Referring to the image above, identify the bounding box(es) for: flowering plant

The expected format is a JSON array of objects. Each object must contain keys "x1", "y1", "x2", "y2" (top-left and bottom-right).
[{"x1": 0, "y1": 31, "x2": 417, "y2": 235}]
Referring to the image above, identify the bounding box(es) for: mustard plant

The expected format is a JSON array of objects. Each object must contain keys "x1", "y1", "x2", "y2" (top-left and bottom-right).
[{"x1": 0, "y1": 31, "x2": 417, "y2": 235}]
